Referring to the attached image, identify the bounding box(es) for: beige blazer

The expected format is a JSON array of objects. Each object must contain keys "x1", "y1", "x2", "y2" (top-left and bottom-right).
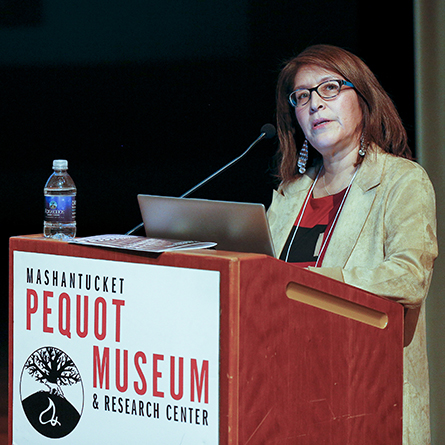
[{"x1": 267, "y1": 148, "x2": 438, "y2": 444}]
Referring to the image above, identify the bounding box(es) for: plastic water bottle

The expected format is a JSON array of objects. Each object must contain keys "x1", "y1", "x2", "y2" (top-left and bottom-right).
[{"x1": 44, "y1": 159, "x2": 77, "y2": 240}]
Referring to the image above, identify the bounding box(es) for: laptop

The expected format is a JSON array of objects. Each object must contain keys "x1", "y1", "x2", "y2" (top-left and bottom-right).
[{"x1": 137, "y1": 194, "x2": 276, "y2": 256}]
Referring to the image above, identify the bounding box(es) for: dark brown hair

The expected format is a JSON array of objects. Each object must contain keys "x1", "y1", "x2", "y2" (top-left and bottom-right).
[{"x1": 276, "y1": 44, "x2": 412, "y2": 184}]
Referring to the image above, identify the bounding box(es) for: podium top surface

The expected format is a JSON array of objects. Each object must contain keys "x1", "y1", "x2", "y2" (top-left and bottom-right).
[{"x1": 10, "y1": 234, "x2": 266, "y2": 261}]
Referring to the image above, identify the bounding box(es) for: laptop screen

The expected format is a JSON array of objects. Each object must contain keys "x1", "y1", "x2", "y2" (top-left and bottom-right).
[{"x1": 138, "y1": 194, "x2": 275, "y2": 256}]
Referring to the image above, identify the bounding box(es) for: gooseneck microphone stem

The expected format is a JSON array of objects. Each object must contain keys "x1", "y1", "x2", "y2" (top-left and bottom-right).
[
  {"x1": 179, "y1": 132, "x2": 267, "y2": 200},
  {"x1": 125, "y1": 124, "x2": 276, "y2": 236}
]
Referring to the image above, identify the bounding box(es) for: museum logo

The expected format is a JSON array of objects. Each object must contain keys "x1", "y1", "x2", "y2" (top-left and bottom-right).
[{"x1": 19, "y1": 346, "x2": 84, "y2": 438}]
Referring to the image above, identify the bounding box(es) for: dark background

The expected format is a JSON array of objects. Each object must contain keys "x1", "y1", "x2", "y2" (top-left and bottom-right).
[{"x1": 1, "y1": 1, "x2": 414, "y2": 366}]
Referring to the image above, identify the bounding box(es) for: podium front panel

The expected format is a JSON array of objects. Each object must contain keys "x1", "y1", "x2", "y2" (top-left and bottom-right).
[{"x1": 10, "y1": 241, "x2": 221, "y2": 444}]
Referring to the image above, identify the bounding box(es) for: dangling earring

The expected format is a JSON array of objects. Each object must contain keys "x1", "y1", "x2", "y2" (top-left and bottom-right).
[
  {"x1": 358, "y1": 134, "x2": 367, "y2": 157},
  {"x1": 298, "y1": 139, "x2": 309, "y2": 174}
]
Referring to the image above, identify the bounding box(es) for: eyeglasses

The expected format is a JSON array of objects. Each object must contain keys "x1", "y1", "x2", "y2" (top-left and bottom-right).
[{"x1": 288, "y1": 79, "x2": 355, "y2": 108}]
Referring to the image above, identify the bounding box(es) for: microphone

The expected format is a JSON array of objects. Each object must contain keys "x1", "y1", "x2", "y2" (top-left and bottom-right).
[{"x1": 125, "y1": 123, "x2": 276, "y2": 235}]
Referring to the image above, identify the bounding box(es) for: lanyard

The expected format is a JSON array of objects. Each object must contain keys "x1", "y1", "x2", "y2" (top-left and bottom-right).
[{"x1": 283, "y1": 166, "x2": 359, "y2": 265}]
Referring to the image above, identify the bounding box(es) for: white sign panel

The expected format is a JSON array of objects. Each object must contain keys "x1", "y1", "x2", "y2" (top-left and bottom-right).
[{"x1": 12, "y1": 251, "x2": 220, "y2": 444}]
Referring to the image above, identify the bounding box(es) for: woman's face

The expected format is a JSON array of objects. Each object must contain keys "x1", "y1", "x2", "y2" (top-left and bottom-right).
[{"x1": 293, "y1": 65, "x2": 363, "y2": 160}]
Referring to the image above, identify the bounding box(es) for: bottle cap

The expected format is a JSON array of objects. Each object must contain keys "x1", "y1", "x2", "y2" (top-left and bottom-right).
[{"x1": 53, "y1": 159, "x2": 68, "y2": 170}]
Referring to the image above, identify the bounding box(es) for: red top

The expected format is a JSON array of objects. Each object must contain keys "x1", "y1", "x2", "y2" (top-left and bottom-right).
[{"x1": 279, "y1": 188, "x2": 347, "y2": 267}]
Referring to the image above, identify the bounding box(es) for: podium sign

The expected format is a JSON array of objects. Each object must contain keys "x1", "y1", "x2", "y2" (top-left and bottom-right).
[{"x1": 11, "y1": 250, "x2": 220, "y2": 444}]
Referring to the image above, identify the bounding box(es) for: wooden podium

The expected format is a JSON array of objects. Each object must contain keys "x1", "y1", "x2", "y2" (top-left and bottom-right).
[{"x1": 9, "y1": 235, "x2": 403, "y2": 444}]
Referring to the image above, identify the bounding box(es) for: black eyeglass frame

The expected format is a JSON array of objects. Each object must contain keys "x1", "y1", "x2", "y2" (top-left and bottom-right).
[{"x1": 288, "y1": 79, "x2": 355, "y2": 108}]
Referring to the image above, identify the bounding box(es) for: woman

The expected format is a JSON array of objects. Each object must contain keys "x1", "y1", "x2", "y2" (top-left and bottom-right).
[{"x1": 267, "y1": 44, "x2": 438, "y2": 444}]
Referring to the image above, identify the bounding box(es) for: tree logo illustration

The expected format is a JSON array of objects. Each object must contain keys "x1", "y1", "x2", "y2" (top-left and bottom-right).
[{"x1": 20, "y1": 346, "x2": 84, "y2": 438}]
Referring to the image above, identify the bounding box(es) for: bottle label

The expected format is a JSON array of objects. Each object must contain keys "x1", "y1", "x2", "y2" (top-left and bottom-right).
[{"x1": 44, "y1": 196, "x2": 76, "y2": 222}]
